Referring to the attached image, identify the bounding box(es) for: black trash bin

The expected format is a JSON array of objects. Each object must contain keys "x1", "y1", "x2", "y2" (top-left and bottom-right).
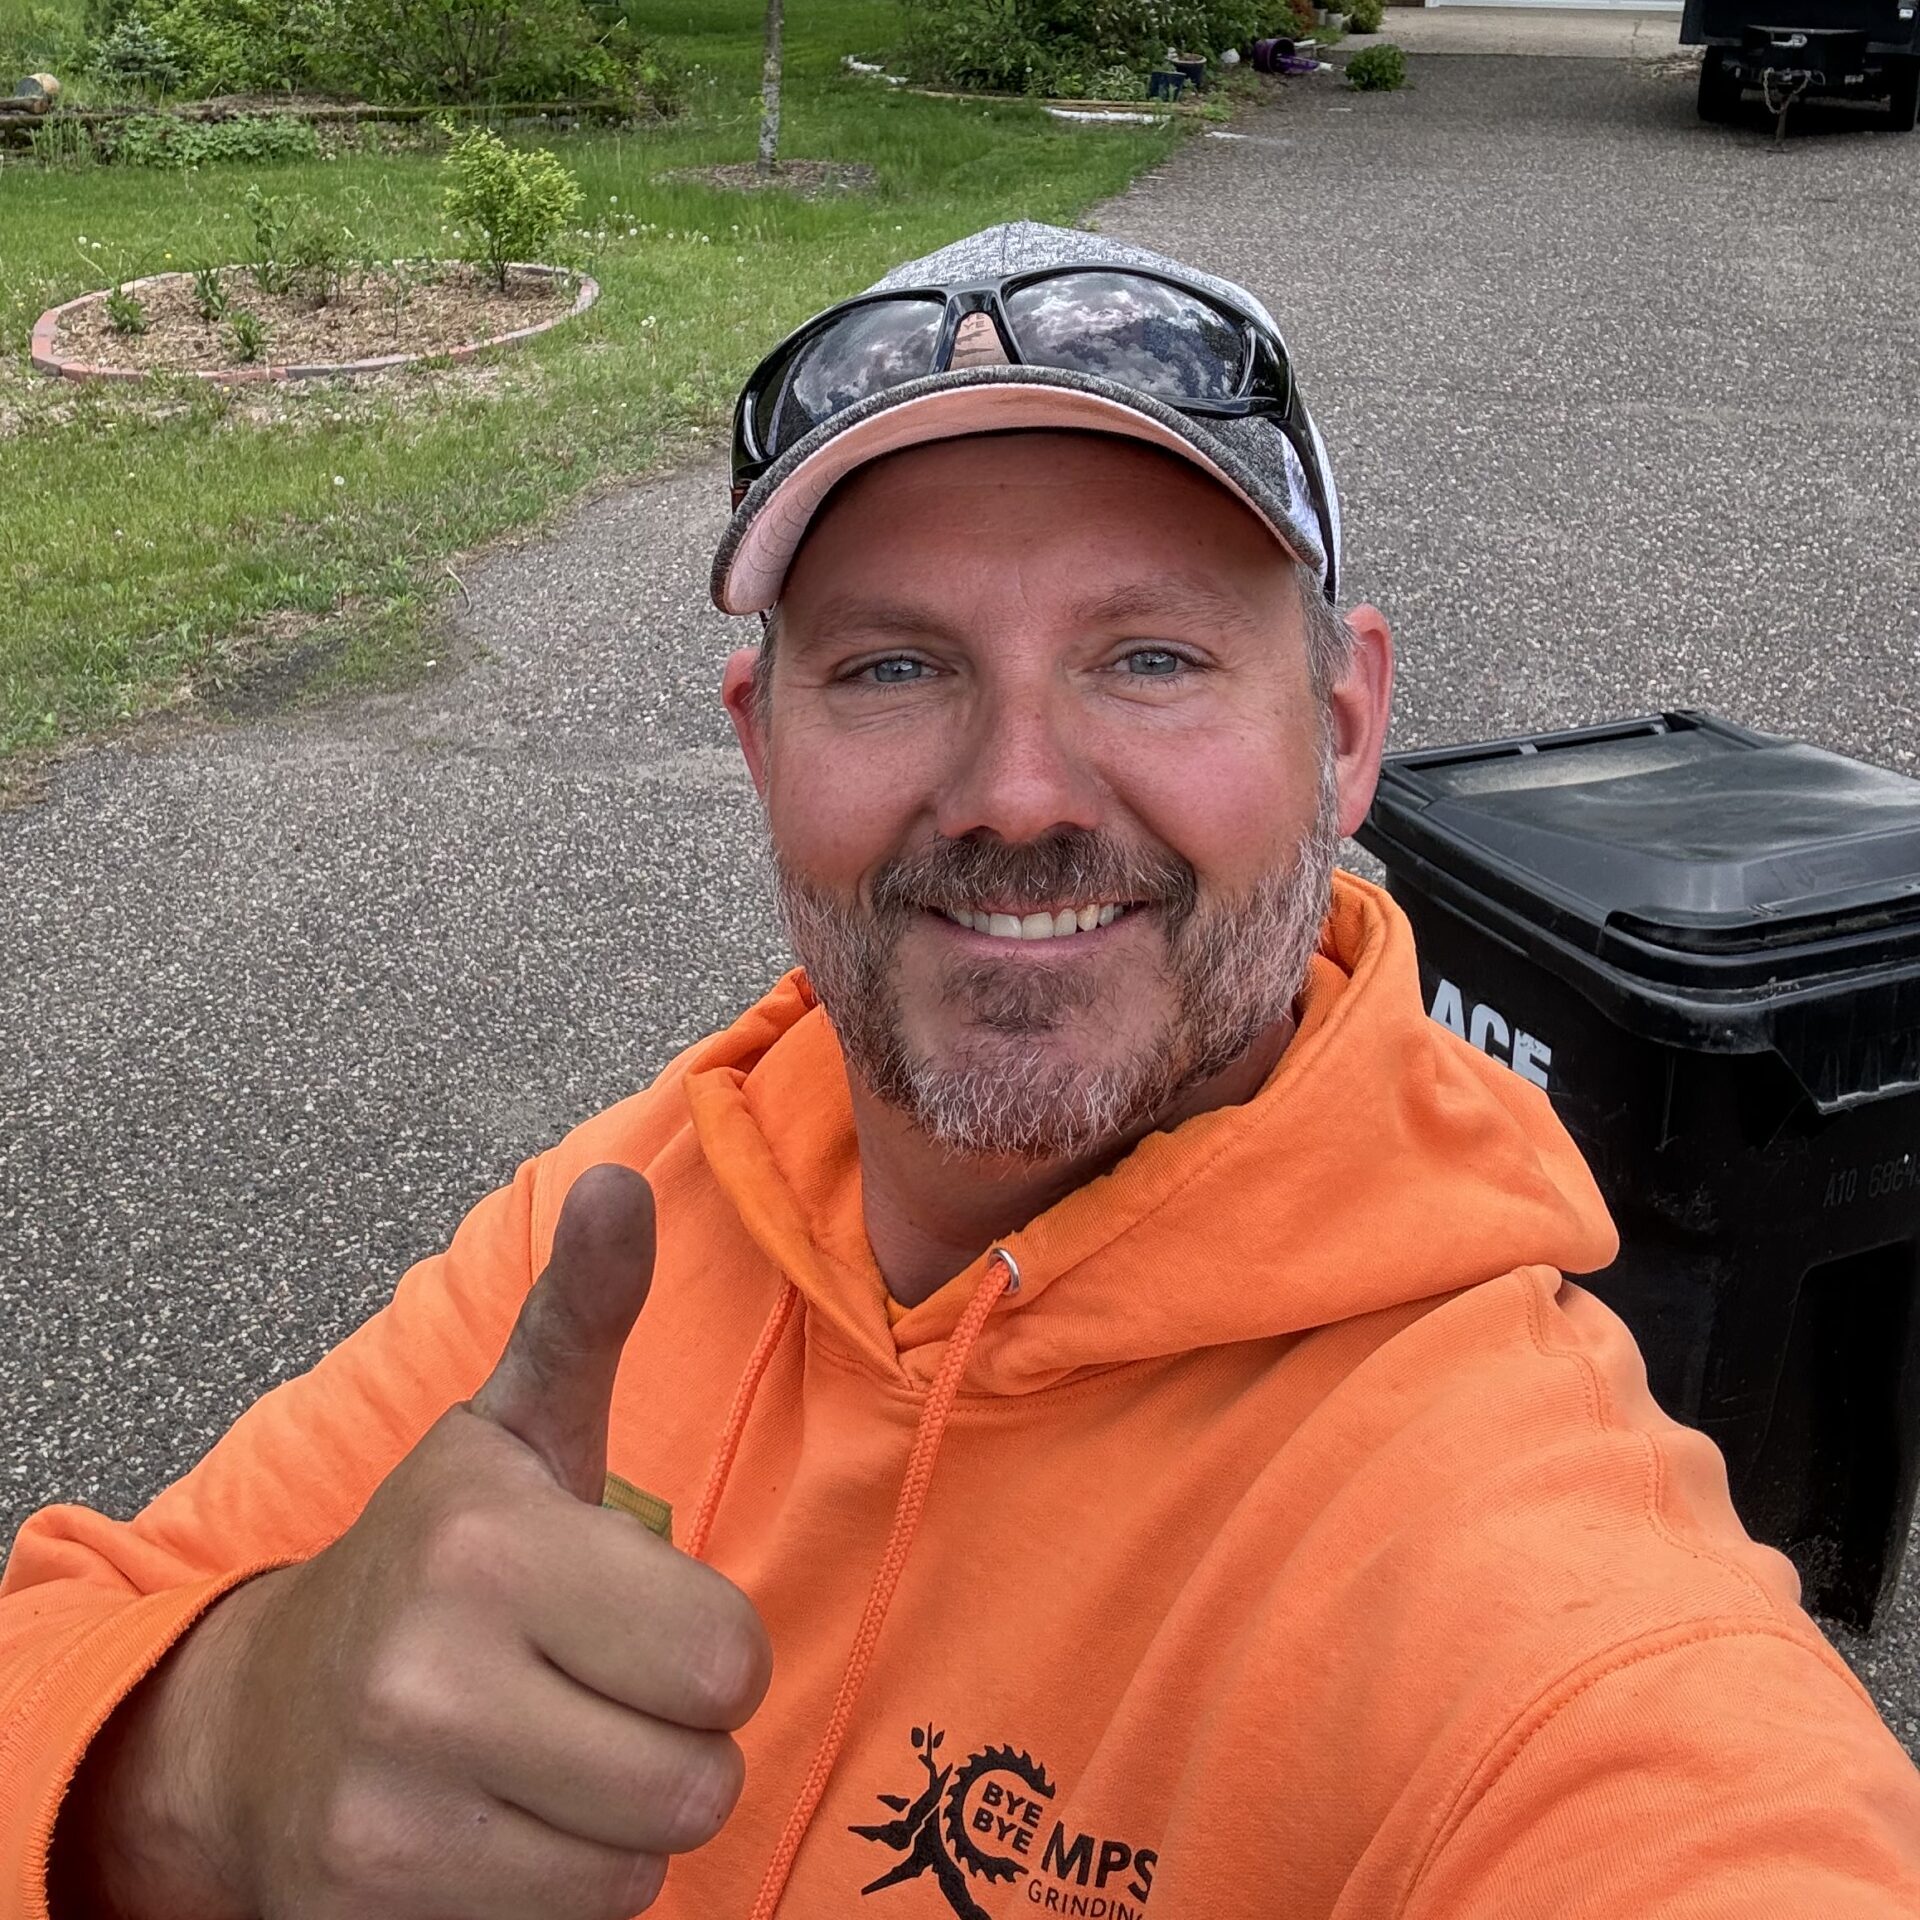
[{"x1": 1356, "y1": 710, "x2": 1920, "y2": 1629}]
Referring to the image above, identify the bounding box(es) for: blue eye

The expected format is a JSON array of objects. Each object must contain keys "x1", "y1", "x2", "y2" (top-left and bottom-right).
[
  {"x1": 1124, "y1": 648, "x2": 1185, "y2": 677},
  {"x1": 863, "y1": 657, "x2": 928, "y2": 684}
]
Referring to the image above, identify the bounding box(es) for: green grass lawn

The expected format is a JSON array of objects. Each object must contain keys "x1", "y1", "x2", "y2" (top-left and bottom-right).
[{"x1": 0, "y1": 0, "x2": 1186, "y2": 756}]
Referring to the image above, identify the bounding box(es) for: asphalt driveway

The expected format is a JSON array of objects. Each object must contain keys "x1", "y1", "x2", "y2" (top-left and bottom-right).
[{"x1": 4, "y1": 50, "x2": 1918, "y2": 1756}]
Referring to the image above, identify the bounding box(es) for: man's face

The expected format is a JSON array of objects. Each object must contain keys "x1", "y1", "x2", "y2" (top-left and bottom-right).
[{"x1": 725, "y1": 431, "x2": 1387, "y2": 1163}]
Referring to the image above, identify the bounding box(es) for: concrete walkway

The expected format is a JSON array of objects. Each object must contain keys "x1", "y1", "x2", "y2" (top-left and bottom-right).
[
  {"x1": 1355, "y1": 5, "x2": 1687, "y2": 59},
  {"x1": 4, "y1": 53, "x2": 1919, "y2": 1755}
]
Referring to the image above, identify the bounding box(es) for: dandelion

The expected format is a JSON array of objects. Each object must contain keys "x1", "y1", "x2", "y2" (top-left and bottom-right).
[
  {"x1": 333, "y1": 474, "x2": 346, "y2": 487},
  {"x1": 609, "y1": 193, "x2": 618, "y2": 203}
]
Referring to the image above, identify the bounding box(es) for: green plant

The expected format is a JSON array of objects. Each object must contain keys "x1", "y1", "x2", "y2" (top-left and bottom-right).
[
  {"x1": 901, "y1": 0, "x2": 1264, "y2": 95},
  {"x1": 441, "y1": 125, "x2": 583, "y2": 291},
  {"x1": 111, "y1": 0, "x2": 338, "y2": 95},
  {"x1": 1345, "y1": 39, "x2": 1404, "y2": 86},
  {"x1": 284, "y1": 204, "x2": 354, "y2": 305},
  {"x1": 191, "y1": 262, "x2": 228, "y2": 320},
  {"x1": 105, "y1": 283, "x2": 149, "y2": 334},
  {"x1": 29, "y1": 113, "x2": 96, "y2": 168},
  {"x1": 323, "y1": 0, "x2": 676, "y2": 106},
  {"x1": 244, "y1": 183, "x2": 294, "y2": 293},
  {"x1": 225, "y1": 305, "x2": 268, "y2": 360},
  {"x1": 1086, "y1": 62, "x2": 1146, "y2": 101},
  {"x1": 1343, "y1": 0, "x2": 1382, "y2": 31},
  {"x1": 91, "y1": 14, "x2": 187, "y2": 91},
  {"x1": 104, "y1": 112, "x2": 322, "y2": 167}
]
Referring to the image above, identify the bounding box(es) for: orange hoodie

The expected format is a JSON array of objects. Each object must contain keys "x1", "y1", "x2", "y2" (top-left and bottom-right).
[{"x1": 5, "y1": 874, "x2": 1919, "y2": 1919}]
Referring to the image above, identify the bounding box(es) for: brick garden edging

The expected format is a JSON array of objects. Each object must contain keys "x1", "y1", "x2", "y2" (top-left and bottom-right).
[{"x1": 30, "y1": 263, "x2": 599, "y2": 385}]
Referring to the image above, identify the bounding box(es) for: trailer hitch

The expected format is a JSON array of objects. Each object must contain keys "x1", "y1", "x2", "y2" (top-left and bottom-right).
[{"x1": 1762, "y1": 64, "x2": 1811, "y2": 143}]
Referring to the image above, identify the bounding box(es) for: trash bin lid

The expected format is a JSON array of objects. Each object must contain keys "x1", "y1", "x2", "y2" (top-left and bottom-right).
[{"x1": 1356, "y1": 711, "x2": 1920, "y2": 1106}]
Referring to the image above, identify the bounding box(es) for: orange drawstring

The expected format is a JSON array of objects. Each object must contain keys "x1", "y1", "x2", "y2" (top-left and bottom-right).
[
  {"x1": 686, "y1": 1280, "x2": 799, "y2": 1563},
  {"x1": 746, "y1": 1250, "x2": 1015, "y2": 1920}
]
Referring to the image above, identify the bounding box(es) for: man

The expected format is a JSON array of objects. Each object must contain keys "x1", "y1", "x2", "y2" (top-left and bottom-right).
[{"x1": 3, "y1": 222, "x2": 1917, "y2": 1920}]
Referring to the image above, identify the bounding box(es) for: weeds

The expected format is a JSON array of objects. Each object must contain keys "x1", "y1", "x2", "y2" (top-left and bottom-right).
[
  {"x1": 30, "y1": 113, "x2": 95, "y2": 168},
  {"x1": 104, "y1": 283, "x2": 148, "y2": 334},
  {"x1": 191, "y1": 263, "x2": 229, "y2": 322},
  {"x1": 226, "y1": 307, "x2": 269, "y2": 361},
  {"x1": 245, "y1": 184, "x2": 295, "y2": 295}
]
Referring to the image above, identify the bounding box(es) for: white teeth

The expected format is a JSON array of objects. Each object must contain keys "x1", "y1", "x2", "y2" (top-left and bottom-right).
[{"x1": 940, "y1": 902, "x2": 1131, "y2": 940}]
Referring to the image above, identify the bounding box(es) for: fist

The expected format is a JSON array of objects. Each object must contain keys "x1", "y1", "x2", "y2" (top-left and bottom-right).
[{"x1": 219, "y1": 1165, "x2": 772, "y2": 1918}]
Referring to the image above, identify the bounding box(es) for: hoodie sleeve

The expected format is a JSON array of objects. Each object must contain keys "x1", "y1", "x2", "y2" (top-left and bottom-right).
[
  {"x1": 1403, "y1": 1622, "x2": 1920, "y2": 1918},
  {"x1": 0, "y1": 1155, "x2": 539, "y2": 1920}
]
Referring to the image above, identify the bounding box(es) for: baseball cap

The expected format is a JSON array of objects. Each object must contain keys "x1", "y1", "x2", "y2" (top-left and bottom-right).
[{"x1": 709, "y1": 220, "x2": 1342, "y2": 615}]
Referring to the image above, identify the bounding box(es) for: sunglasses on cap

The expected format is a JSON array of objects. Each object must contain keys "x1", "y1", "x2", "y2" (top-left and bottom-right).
[{"x1": 729, "y1": 263, "x2": 1340, "y2": 603}]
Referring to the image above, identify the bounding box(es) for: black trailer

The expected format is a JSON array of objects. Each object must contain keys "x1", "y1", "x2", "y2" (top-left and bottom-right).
[{"x1": 1682, "y1": 0, "x2": 1920, "y2": 129}]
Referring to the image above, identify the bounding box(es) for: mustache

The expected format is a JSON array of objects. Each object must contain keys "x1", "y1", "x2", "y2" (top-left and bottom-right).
[{"x1": 868, "y1": 829, "x2": 1198, "y2": 926}]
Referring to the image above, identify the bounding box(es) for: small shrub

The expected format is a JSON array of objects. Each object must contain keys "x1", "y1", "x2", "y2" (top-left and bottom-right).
[
  {"x1": 115, "y1": 0, "x2": 336, "y2": 96},
  {"x1": 1345, "y1": 40, "x2": 1405, "y2": 87},
  {"x1": 29, "y1": 113, "x2": 95, "y2": 167},
  {"x1": 284, "y1": 206, "x2": 354, "y2": 306},
  {"x1": 91, "y1": 14, "x2": 187, "y2": 92},
  {"x1": 226, "y1": 306, "x2": 268, "y2": 360},
  {"x1": 105, "y1": 284, "x2": 149, "y2": 335},
  {"x1": 441, "y1": 125, "x2": 583, "y2": 291},
  {"x1": 326, "y1": 0, "x2": 677, "y2": 107},
  {"x1": 901, "y1": 0, "x2": 1264, "y2": 94},
  {"x1": 191, "y1": 263, "x2": 229, "y2": 321},
  {"x1": 1344, "y1": 0, "x2": 1384, "y2": 31},
  {"x1": 1086, "y1": 63, "x2": 1148, "y2": 101}
]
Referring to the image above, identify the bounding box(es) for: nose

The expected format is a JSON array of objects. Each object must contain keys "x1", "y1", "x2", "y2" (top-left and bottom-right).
[{"x1": 933, "y1": 677, "x2": 1105, "y2": 845}]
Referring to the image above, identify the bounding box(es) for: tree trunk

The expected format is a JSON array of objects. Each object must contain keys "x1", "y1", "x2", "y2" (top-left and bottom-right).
[{"x1": 757, "y1": 0, "x2": 783, "y2": 175}]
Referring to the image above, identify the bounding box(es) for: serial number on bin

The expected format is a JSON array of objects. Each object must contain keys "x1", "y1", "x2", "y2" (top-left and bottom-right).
[{"x1": 1823, "y1": 1155, "x2": 1920, "y2": 1210}]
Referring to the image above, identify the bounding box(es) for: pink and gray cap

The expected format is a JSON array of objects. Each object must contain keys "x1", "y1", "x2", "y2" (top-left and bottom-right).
[{"x1": 709, "y1": 220, "x2": 1342, "y2": 616}]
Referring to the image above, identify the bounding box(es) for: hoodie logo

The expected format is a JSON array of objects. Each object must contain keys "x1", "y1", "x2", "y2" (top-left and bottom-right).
[{"x1": 853, "y1": 1722, "x2": 1156, "y2": 1918}]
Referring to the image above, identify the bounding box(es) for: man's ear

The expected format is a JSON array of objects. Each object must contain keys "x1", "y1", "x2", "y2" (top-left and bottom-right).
[
  {"x1": 721, "y1": 646, "x2": 769, "y2": 798},
  {"x1": 1327, "y1": 603, "x2": 1395, "y2": 839}
]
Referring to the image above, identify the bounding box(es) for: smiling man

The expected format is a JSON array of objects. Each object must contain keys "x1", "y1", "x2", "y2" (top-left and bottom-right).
[{"x1": 5, "y1": 223, "x2": 1920, "y2": 1920}]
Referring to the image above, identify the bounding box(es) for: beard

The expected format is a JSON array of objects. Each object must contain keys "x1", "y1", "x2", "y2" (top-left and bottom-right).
[{"x1": 774, "y1": 735, "x2": 1341, "y2": 1165}]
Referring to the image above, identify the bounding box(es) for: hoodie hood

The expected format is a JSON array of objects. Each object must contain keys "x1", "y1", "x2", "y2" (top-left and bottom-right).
[{"x1": 681, "y1": 872, "x2": 1618, "y2": 1395}]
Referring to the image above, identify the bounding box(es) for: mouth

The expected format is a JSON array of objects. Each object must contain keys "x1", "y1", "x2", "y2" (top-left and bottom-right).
[{"x1": 923, "y1": 900, "x2": 1141, "y2": 944}]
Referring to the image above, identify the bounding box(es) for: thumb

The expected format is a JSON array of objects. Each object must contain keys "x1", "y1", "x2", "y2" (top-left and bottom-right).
[{"x1": 470, "y1": 1162, "x2": 656, "y2": 1503}]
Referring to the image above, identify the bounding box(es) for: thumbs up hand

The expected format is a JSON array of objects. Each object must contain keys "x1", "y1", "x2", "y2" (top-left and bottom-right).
[{"x1": 170, "y1": 1165, "x2": 771, "y2": 1920}]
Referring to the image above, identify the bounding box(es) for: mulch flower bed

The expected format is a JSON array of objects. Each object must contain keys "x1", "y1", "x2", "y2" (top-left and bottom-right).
[{"x1": 36, "y1": 261, "x2": 594, "y2": 382}]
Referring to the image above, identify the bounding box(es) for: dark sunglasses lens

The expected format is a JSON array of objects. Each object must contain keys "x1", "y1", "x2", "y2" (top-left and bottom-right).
[
  {"x1": 1005, "y1": 272, "x2": 1247, "y2": 402},
  {"x1": 754, "y1": 298, "x2": 946, "y2": 458}
]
